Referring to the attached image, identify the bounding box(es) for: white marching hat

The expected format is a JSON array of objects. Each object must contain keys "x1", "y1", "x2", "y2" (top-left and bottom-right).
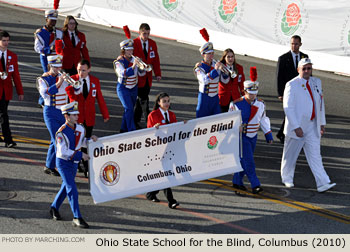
[
  {"x1": 244, "y1": 67, "x2": 259, "y2": 94},
  {"x1": 47, "y1": 55, "x2": 62, "y2": 67},
  {"x1": 61, "y1": 102, "x2": 79, "y2": 115},
  {"x1": 45, "y1": 9, "x2": 58, "y2": 20}
]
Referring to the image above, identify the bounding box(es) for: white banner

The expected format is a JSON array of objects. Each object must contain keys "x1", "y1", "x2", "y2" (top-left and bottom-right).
[
  {"x1": 4, "y1": 0, "x2": 350, "y2": 74},
  {"x1": 88, "y1": 112, "x2": 242, "y2": 204}
]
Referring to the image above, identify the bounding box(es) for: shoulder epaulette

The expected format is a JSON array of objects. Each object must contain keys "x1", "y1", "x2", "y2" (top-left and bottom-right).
[
  {"x1": 233, "y1": 97, "x2": 244, "y2": 103},
  {"x1": 56, "y1": 125, "x2": 66, "y2": 134},
  {"x1": 258, "y1": 98, "x2": 265, "y2": 103},
  {"x1": 41, "y1": 72, "x2": 50, "y2": 77},
  {"x1": 194, "y1": 62, "x2": 201, "y2": 68},
  {"x1": 35, "y1": 28, "x2": 41, "y2": 34}
]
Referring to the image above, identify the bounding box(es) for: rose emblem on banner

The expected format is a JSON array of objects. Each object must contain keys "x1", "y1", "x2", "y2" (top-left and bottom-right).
[
  {"x1": 281, "y1": 3, "x2": 302, "y2": 36},
  {"x1": 100, "y1": 161, "x2": 120, "y2": 186},
  {"x1": 218, "y1": 0, "x2": 237, "y2": 23},
  {"x1": 207, "y1": 136, "x2": 218, "y2": 150},
  {"x1": 162, "y1": 0, "x2": 179, "y2": 12}
]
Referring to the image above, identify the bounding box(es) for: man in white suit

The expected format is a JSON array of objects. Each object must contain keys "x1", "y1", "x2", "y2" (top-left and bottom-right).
[{"x1": 281, "y1": 58, "x2": 336, "y2": 193}]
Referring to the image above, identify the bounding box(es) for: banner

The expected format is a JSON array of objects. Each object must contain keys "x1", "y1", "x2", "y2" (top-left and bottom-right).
[{"x1": 88, "y1": 112, "x2": 242, "y2": 204}]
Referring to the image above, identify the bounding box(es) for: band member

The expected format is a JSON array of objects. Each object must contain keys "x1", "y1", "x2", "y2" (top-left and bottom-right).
[
  {"x1": 281, "y1": 58, "x2": 336, "y2": 192},
  {"x1": 0, "y1": 31, "x2": 24, "y2": 147},
  {"x1": 218, "y1": 49, "x2": 245, "y2": 112},
  {"x1": 114, "y1": 26, "x2": 145, "y2": 132},
  {"x1": 34, "y1": 8, "x2": 62, "y2": 107},
  {"x1": 229, "y1": 67, "x2": 273, "y2": 194},
  {"x1": 65, "y1": 59, "x2": 109, "y2": 177},
  {"x1": 55, "y1": 16, "x2": 90, "y2": 76},
  {"x1": 194, "y1": 28, "x2": 223, "y2": 118},
  {"x1": 37, "y1": 55, "x2": 68, "y2": 176},
  {"x1": 133, "y1": 23, "x2": 161, "y2": 128},
  {"x1": 34, "y1": 9, "x2": 62, "y2": 73},
  {"x1": 50, "y1": 101, "x2": 97, "y2": 229},
  {"x1": 276, "y1": 35, "x2": 308, "y2": 143},
  {"x1": 146, "y1": 92, "x2": 179, "y2": 209}
]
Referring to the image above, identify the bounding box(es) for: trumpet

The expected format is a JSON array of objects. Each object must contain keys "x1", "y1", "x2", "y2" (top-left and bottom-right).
[
  {"x1": 58, "y1": 71, "x2": 82, "y2": 89},
  {"x1": 132, "y1": 55, "x2": 152, "y2": 72},
  {"x1": 213, "y1": 59, "x2": 237, "y2": 79},
  {"x1": 0, "y1": 71, "x2": 8, "y2": 80}
]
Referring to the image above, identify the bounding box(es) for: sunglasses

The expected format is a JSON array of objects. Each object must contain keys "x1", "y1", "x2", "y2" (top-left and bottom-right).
[{"x1": 302, "y1": 67, "x2": 312, "y2": 71}]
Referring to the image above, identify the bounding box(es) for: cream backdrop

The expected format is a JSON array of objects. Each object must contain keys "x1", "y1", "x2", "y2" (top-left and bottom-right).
[{"x1": 3, "y1": 0, "x2": 350, "y2": 75}]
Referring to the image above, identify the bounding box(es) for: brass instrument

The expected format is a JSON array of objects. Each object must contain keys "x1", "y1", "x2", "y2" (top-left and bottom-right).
[
  {"x1": 0, "y1": 71, "x2": 8, "y2": 80},
  {"x1": 132, "y1": 55, "x2": 152, "y2": 72},
  {"x1": 213, "y1": 59, "x2": 237, "y2": 79},
  {"x1": 58, "y1": 71, "x2": 82, "y2": 89}
]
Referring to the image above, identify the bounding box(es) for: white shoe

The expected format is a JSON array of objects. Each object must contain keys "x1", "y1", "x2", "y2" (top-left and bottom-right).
[
  {"x1": 283, "y1": 182, "x2": 294, "y2": 188},
  {"x1": 317, "y1": 183, "x2": 336, "y2": 193}
]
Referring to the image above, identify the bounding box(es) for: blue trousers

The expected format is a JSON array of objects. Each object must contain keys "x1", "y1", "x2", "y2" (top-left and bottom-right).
[
  {"x1": 117, "y1": 83, "x2": 137, "y2": 132},
  {"x1": 51, "y1": 160, "x2": 81, "y2": 218},
  {"x1": 40, "y1": 54, "x2": 48, "y2": 73},
  {"x1": 233, "y1": 135, "x2": 260, "y2": 188},
  {"x1": 43, "y1": 106, "x2": 65, "y2": 169},
  {"x1": 38, "y1": 55, "x2": 47, "y2": 106},
  {"x1": 196, "y1": 92, "x2": 221, "y2": 118}
]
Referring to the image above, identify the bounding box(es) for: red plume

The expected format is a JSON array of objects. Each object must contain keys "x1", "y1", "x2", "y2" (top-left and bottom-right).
[
  {"x1": 123, "y1": 25, "x2": 131, "y2": 39},
  {"x1": 250, "y1": 67, "x2": 257, "y2": 82},
  {"x1": 199, "y1": 28, "x2": 210, "y2": 42},
  {"x1": 54, "y1": 0, "x2": 60, "y2": 10}
]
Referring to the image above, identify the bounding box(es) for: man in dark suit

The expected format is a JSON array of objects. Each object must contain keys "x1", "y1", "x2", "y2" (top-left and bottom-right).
[
  {"x1": 276, "y1": 35, "x2": 308, "y2": 143},
  {"x1": 0, "y1": 31, "x2": 24, "y2": 147}
]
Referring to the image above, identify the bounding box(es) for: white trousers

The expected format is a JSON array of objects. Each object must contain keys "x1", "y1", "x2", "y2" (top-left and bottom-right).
[{"x1": 281, "y1": 120, "x2": 330, "y2": 188}]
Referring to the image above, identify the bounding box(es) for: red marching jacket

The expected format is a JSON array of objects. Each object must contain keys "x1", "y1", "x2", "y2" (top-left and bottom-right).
[
  {"x1": 133, "y1": 37, "x2": 161, "y2": 88},
  {"x1": 147, "y1": 109, "x2": 177, "y2": 128},
  {"x1": 55, "y1": 31, "x2": 90, "y2": 69},
  {"x1": 0, "y1": 50, "x2": 23, "y2": 101},
  {"x1": 218, "y1": 63, "x2": 245, "y2": 106},
  {"x1": 65, "y1": 74, "x2": 109, "y2": 127}
]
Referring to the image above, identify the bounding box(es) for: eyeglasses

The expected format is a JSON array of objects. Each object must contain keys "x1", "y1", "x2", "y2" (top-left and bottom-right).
[
  {"x1": 302, "y1": 67, "x2": 312, "y2": 71},
  {"x1": 68, "y1": 22, "x2": 76, "y2": 25}
]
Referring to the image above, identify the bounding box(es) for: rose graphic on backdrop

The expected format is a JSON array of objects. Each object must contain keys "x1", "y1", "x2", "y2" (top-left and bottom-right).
[
  {"x1": 218, "y1": 0, "x2": 238, "y2": 24},
  {"x1": 163, "y1": 0, "x2": 178, "y2": 12},
  {"x1": 281, "y1": 3, "x2": 302, "y2": 36},
  {"x1": 207, "y1": 136, "x2": 218, "y2": 150}
]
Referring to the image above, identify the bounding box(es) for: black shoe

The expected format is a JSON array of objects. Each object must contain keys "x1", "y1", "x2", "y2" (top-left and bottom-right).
[
  {"x1": 49, "y1": 207, "x2": 62, "y2": 220},
  {"x1": 232, "y1": 184, "x2": 247, "y2": 191},
  {"x1": 148, "y1": 196, "x2": 160, "y2": 202},
  {"x1": 252, "y1": 186, "x2": 263, "y2": 194},
  {"x1": 276, "y1": 134, "x2": 285, "y2": 144},
  {"x1": 72, "y1": 218, "x2": 89, "y2": 228},
  {"x1": 44, "y1": 167, "x2": 52, "y2": 174},
  {"x1": 0, "y1": 136, "x2": 3, "y2": 142},
  {"x1": 44, "y1": 167, "x2": 60, "y2": 176},
  {"x1": 169, "y1": 201, "x2": 179, "y2": 209},
  {"x1": 51, "y1": 169, "x2": 60, "y2": 176},
  {"x1": 5, "y1": 141, "x2": 17, "y2": 148}
]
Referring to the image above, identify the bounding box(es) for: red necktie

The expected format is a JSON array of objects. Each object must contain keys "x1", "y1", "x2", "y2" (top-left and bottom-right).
[{"x1": 305, "y1": 81, "x2": 315, "y2": 120}]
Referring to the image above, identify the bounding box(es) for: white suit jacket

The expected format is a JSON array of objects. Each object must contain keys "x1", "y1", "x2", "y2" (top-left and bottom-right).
[{"x1": 283, "y1": 76, "x2": 326, "y2": 139}]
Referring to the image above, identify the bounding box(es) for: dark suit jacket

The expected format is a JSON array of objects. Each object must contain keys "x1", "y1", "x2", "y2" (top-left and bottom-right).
[{"x1": 276, "y1": 51, "x2": 308, "y2": 97}]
